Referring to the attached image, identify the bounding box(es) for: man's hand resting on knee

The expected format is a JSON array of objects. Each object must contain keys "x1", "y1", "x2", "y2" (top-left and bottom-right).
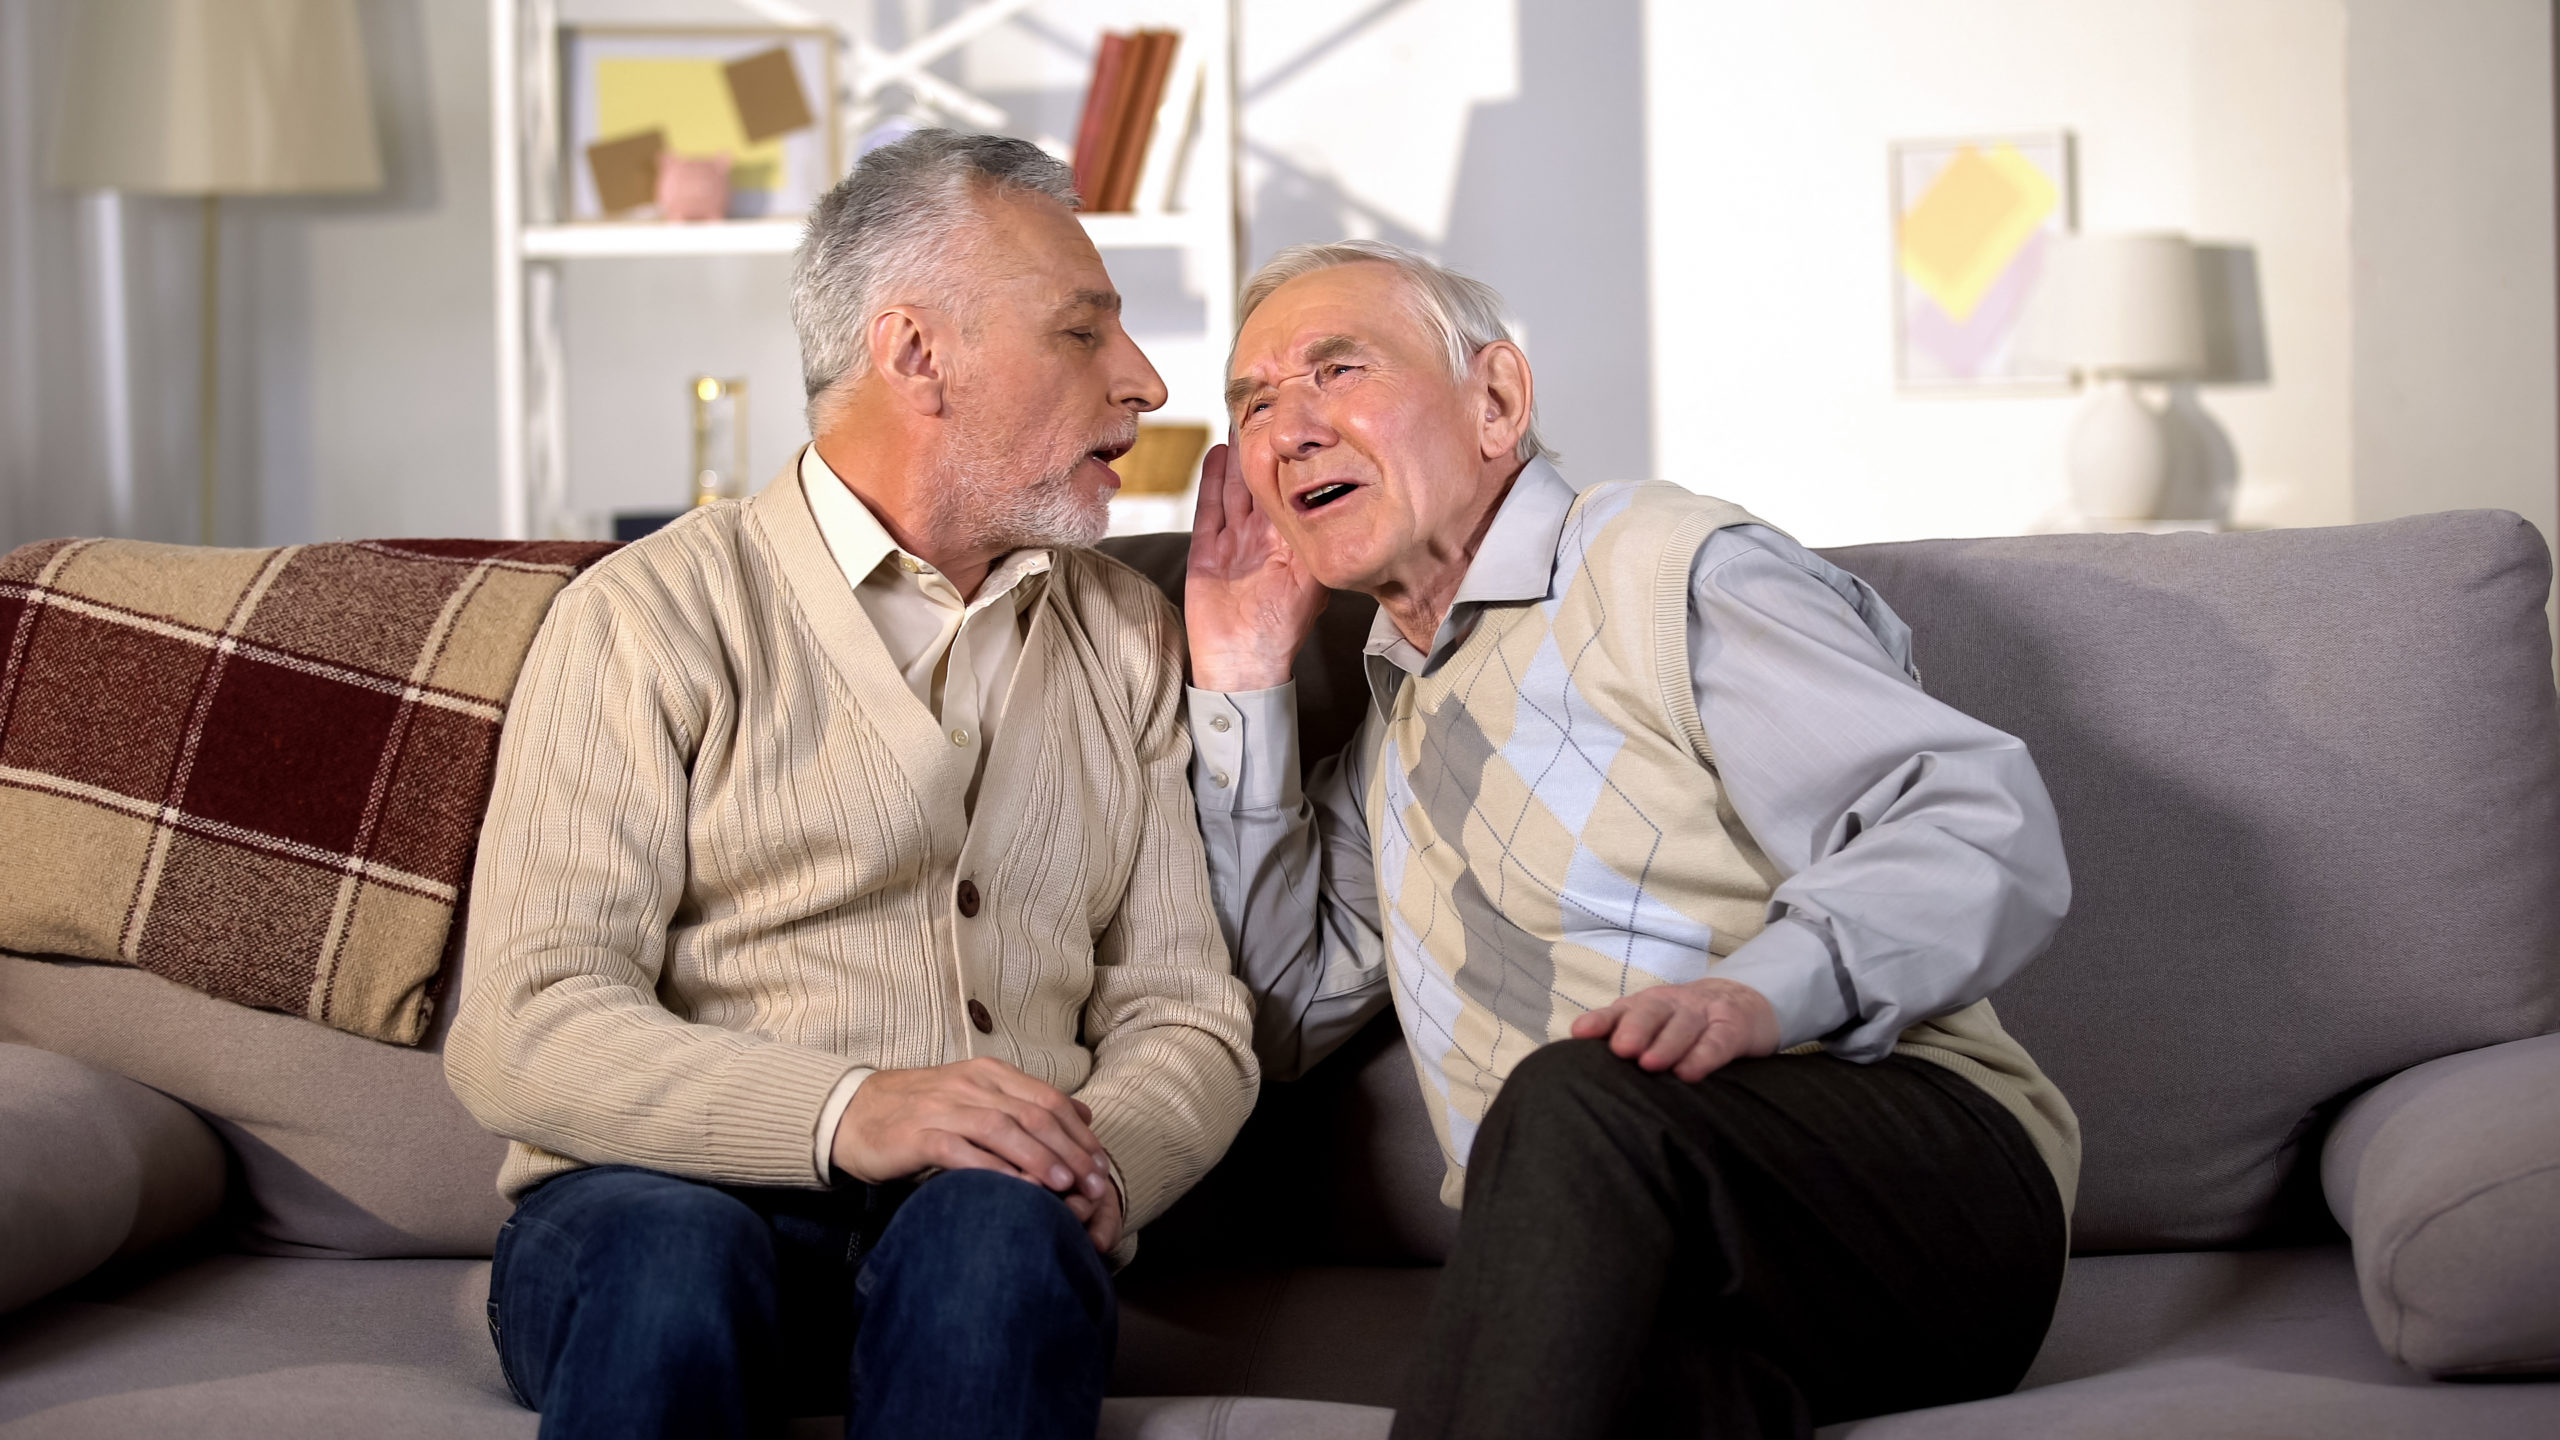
[
  {"x1": 1570, "y1": 978, "x2": 1782, "y2": 1083},
  {"x1": 830, "y1": 1057, "x2": 1124, "y2": 1252}
]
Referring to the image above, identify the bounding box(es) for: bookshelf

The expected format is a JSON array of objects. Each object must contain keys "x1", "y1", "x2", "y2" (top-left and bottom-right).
[{"x1": 488, "y1": 0, "x2": 1242, "y2": 540}]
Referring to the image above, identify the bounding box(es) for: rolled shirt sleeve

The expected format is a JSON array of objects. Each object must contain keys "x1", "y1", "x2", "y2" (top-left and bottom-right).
[{"x1": 1690, "y1": 526, "x2": 2071, "y2": 1059}]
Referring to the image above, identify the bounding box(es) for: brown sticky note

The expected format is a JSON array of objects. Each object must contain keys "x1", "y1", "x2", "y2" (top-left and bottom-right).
[
  {"x1": 587, "y1": 129, "x2": 666, "y2": 214},
  {"x1": 725, "y1": 47, "x2": 813, "y2": 143}
]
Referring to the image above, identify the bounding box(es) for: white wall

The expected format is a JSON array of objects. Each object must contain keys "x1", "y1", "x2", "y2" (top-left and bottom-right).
[
  {"x1": 1643, "y1": 0, "x2": 2555, "y2": 553},
  {"x1": 297, "y1": 0, "x2": 504, "y2": 540},
  {"x1": 1243, "y1": 0, "x2": 1654, "y2": 483},
  {"x1": 0, "y1": 0, "x2": 195, "y2": 549},
  {"x1": 1644, "y1": 0, "x2": 2360, "y2": 547},
  {"x1": 0, "y1": 0, "x2": 504, "y2": 550},
  {"x1": 2347, "y1": 0, "x2": 2558, "y2": 545}
]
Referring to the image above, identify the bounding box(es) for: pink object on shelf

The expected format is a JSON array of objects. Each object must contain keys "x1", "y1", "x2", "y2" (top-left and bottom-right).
[{"x1": 655, "y1": 153, "x2": 731, "y2": 222}]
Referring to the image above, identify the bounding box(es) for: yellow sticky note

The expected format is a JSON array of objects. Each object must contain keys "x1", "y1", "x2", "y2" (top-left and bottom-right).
[{"x1": 596, "y1": 58, "x2": 786, "y2": 195}]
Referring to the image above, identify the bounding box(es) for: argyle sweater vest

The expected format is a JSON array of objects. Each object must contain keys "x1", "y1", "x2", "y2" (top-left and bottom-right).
[{"x1": 1367, "y1": 481, "x2": 2079, "y2": 1211}]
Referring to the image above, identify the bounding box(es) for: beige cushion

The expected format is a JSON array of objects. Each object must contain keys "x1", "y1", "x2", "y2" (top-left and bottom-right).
[
  {"x1": 0, "y1": 536, "x2": 614, "y2": 1047},
  {"x1": 0, "y1": 954, "x2": 509, "y2": 1258},
  {"x1": 0, "y1": 1044, "x2": 225, "y2": 1314},
  {"x1": 0, "y1": 1254, "x2": 520, "y2": 1436},
  {"x1": 2323, "y1": 1033, "x2": 2560, "y2": 1376}
]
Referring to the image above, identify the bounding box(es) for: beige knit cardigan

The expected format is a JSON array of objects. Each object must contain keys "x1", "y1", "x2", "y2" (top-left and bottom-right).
[{"x1": 445, "y1": 473, "x2": 1259, "y2": 1231}]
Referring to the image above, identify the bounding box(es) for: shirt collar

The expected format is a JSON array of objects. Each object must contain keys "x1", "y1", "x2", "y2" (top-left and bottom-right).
[
  {"x1": 799, "y1": 444, "x2": 1050, "y2": 611},
  {"x1": 801, "y1": 444, "x2": 899, "y2": 586},
  {"x1": 1361, "y1": 457, "x2": 1578, "y2": 681}
]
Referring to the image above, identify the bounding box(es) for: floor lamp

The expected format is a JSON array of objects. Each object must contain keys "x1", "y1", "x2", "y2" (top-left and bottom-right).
[{"x1": 46, "y1": 0, "x2": 381, "y2": 545}]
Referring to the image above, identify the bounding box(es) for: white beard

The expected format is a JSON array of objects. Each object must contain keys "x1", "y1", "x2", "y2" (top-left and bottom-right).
[
  {"x1": 948, "y1": 458, "x2": 1111, "y2": 552},
  {"x1": 932, "y1": 411, "x2": 1127, "y2": 553}
]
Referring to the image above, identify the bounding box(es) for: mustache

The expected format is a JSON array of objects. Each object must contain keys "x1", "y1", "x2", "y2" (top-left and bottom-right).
[{"x1": 1089, "y1": 418, "x2": 1141, "y2": 465}]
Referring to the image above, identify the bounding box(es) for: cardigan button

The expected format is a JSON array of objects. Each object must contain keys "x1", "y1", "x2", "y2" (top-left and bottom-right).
[
  {"x1": 956, "y1": 879, "x2": 981, "y2": 917},
  {"x1": 967, "y1": 999, "x2": 994, "y2": 1034}
]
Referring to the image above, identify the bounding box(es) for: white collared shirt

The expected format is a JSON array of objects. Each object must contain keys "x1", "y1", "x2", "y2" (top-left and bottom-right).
[
  {"x1": 799, "y1": 443, "x2": 1053, "y2": 1180},
  {"x1": 799, "y1": 445, "x2": 1050, "y2": 808}
]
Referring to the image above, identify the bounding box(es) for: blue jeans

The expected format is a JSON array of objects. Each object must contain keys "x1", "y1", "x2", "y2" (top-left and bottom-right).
[{"x1": 487, "y1": 1164, "x2": 1115, "y2": 1440}]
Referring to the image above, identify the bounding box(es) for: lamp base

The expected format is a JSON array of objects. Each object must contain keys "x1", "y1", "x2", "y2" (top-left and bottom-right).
[{"x1": 2066, "y1": 376, "x2": 2171, "y2": 522}]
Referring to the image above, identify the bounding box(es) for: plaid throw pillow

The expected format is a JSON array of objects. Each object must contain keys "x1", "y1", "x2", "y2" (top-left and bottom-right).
[{"x1": 0, "y1": 535, "x2": 617, "y2": 1044}]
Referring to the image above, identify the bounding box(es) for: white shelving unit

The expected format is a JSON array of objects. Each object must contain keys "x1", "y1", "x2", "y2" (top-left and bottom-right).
[{"x1": 490, "y1": 0, "x2": 1241, "y2": 540}]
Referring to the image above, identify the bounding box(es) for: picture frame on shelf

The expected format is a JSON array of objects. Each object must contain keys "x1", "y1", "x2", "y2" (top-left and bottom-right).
[
  {"x1": 560, "y1": 26, "x2": 840, "y2": 223},
  {"x1": 1890, "y1": 129, "x2": 2076, "y2": 392}
]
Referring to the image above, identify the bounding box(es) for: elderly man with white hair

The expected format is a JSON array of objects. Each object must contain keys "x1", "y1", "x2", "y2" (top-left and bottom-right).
[
  {"x1": 1184, "y1": 240, "x2": 2080, "y2": 1439},
  {"x1": 446, "y1": 130, "x2": 1257, "y2": 1440}
]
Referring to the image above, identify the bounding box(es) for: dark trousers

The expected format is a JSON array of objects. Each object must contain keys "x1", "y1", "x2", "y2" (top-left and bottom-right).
[
  {"x1": 1393, "y1": 1040, "x2": 2066, "y2": 1440},
  {"x1": 487, "y1": 1165, "x2": 1115, "y2": 1440}
]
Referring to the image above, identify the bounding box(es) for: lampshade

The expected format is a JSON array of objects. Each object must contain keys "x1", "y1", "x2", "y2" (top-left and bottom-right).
[
  {"x1": 2052, "y1": 232, "x2": 2206, "y2": 378},
  {"x1": 47, "y1": 0, "x2": 382, "y2": 195}
]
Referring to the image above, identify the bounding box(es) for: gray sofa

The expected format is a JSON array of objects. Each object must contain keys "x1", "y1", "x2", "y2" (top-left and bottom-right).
[{"x1": 6, "y1": 510, "x2": 2559, "y2": 1437}]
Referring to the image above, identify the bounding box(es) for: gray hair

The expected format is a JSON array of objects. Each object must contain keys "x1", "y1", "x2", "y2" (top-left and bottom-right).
[
  {"x1": 791, "y1": 129, "x2": 1078, "y2": 426},
  {"x1": 1235, "y1": 239, "x2": 1552, "y2": 463}
]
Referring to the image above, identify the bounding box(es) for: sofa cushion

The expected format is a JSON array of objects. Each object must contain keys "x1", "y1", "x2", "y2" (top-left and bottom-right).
[
  {"x1": 0, "y1": 1044, "x2": 225, "y2": 1314},
  {"x1": 0, "y1": 537, "x2": 617, "y2": 1045},
  {"x1": 1115, "y1": 1244, "x2": 2560, "y2": 1437},
  {"x1": 0, "y1": 1251, "x2": 1399, "y2": 1440},
  {"x1": 1114, "y1": 1261, "x2": 1442, "y2": 1410},
  {"x1": 1826, "y1": 513, "x2": 2560, "y2": 1251},
  {"x1": 0, "y1": 954, "x2": 508, "y2": 1258},
  {"x1": 1825, "y1": 1247, "x2": 2560, "y2": 1438},
  {"x1": 2322, "y1": 1032, "x2": 2560, "y2": 1377},
  {"x1": 0, "y1": 1254, "x2": 521, "y2": 1438}
]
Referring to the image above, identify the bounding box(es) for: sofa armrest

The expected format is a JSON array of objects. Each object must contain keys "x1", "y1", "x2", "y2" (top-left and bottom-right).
[
  {"x1": 2323, "y1": 1032, "x2": 2560, "y2": 1377},
  {"x1": 0, "y1": 1043, "x2": 228, "y2": 1314}
]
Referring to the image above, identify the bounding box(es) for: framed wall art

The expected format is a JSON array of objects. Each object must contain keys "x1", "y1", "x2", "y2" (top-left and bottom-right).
[
  {"x1": 1891, "y1": 130, "x2": 2076, "y2": 390},
  {"x1": 561, "y1": 26, "x2": 840, "y2": 222}
]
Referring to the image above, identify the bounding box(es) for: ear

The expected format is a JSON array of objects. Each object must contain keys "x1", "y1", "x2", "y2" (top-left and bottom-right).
[
  {"x1": 1472, "y1": 340, "x2": 1534, "y2": 463},
  {"x1": 868, "y1": 306, "x2": 949, "y2": 417}
]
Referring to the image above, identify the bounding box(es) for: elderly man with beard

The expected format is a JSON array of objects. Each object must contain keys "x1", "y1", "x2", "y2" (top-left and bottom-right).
[
  {"x1": 445, "y1": 131, "x2": 1257, "y2": 1440},
  {"x1": 1183, "y1": 241, "x2": 2078, "y2": 1439}
]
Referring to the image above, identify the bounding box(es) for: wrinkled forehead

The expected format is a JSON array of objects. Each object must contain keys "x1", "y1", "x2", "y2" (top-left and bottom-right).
[{"x1": 1228, "y1": 263, "x2": 1433, "y2": 381}]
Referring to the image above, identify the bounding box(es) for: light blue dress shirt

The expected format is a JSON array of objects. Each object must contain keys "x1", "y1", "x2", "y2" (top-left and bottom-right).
[{"x1": 1186, "y1": 460, "x2": 2069, "y2": 1081}]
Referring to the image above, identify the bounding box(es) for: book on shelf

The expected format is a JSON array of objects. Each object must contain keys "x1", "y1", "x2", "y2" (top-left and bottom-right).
[
  {"x1": 1102, "y1": 31, "x2": 1179, "y2": 212},
  {"x1": 1073, "y1": 29, "x2": 1181, "y2": 213},
  {"x1": 1069, "y1": 32, "x2": 1131, "y2": 208}
]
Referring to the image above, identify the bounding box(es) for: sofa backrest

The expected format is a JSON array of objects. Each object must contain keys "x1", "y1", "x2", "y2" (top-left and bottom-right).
[
  {"x1": 9, "y1": 513, "x2": 2546, "y2": 1268},
  {"x1": 0, "y1": 950, "x2": 510, "y2": 1256},
  {"x1": 1101, "y1": 512, "x2": 2560, "y2": 1260},
  {"x1": 1828, "y1": 512, "x2": 2560, "y2": 1250}
]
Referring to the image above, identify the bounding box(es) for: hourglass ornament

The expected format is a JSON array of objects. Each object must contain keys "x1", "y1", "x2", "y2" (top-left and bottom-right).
[{"x1": 690, "y1": 376, "x2": 750, "y2": 507}]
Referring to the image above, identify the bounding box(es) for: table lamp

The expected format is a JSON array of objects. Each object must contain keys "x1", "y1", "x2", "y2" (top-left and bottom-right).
[
  {"x1": 47, "y1": 0, "x2": 382, "y2": 545},
  {"x1": 2053, "y1": 232, "x2": 2206, "y2": 521}
]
